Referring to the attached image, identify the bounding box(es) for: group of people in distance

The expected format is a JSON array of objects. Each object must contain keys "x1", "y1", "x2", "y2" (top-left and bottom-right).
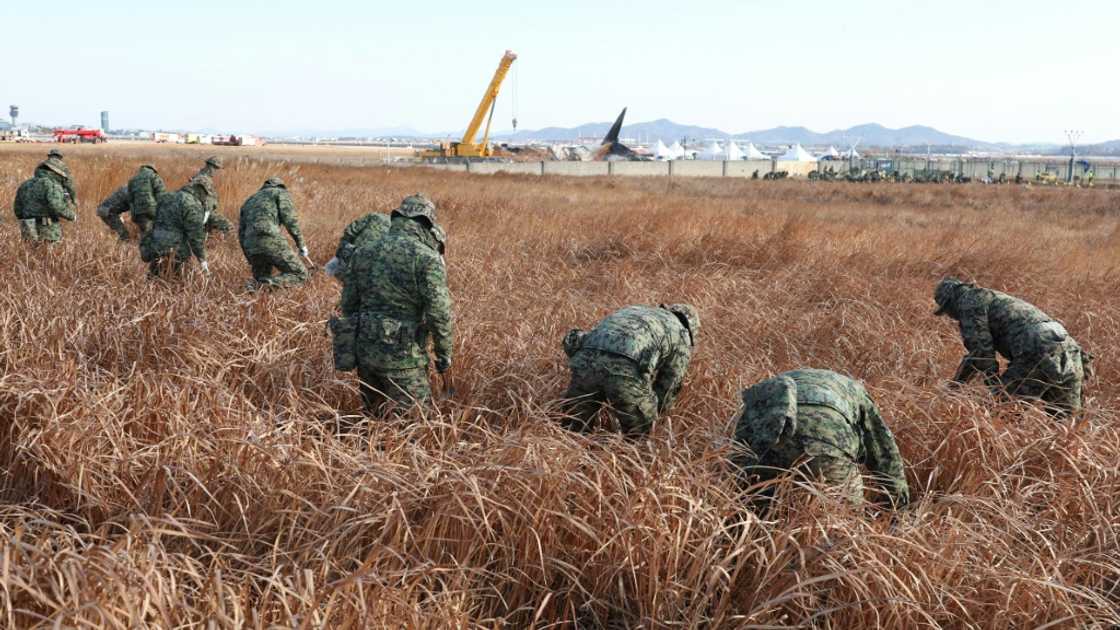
[{"x1": 11, "y1": 151, "x2": 1093, "y2": 509}]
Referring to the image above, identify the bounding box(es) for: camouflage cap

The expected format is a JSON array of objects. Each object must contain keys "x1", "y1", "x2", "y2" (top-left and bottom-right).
[
  {"x1": 392, "y1": 193, "x2": 437, "y2": 224},
  {"x1": 39, "y1": 160, "x2": 68, "y2": 178},
  {"x1": 933, "y1": 277, "x2": 967, "y2": 316},
  {"x1": 141, "y1": 163, "x2": 159, "y2": 173},
  {"x1": 264, "y1": 176, "x2": 285, "y2": 188},
  {"x1": 663, "y1": 303, "x2": 700, "y2": 346},
  {"x1": 47, "y1": 149, "x2": 64, "y2": 159},
  {"x1": 205, "y1": 156, "x2": 224, "y2": 169}
]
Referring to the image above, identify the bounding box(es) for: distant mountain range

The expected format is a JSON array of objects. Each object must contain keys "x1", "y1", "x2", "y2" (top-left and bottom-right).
[{"x1": 496, "y1": 120, "x2": 1004, "y2": 149}]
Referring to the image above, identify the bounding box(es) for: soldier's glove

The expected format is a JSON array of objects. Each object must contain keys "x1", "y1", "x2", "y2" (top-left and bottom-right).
[
  {"x1": 300, "y1": 246, "x2": 310, "y2": 258},
  {"x1": 435, "y1": 357, "x2": 451, "y2": 373},
  {"x1": 200, "y1": 261, "x2": 211, "y2": 275}
]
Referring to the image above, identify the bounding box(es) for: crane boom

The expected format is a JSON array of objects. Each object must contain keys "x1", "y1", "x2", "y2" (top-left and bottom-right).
[{"x1": 422, "y1": 50, "x2": 517, "y2": 160}]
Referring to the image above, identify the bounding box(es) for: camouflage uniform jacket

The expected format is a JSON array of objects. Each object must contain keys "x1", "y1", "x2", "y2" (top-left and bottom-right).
[
  {"x1": 97, "y1": 186, "x2": 131, "y2": 217},
  {"x1": 949, "y1": 287, "x2": 1080, "y2": 386},
  {"x1": 45, "y1": 156, "x2": 78, "y2": 203},
  {"x1": 340, "y1": 216, "x2": 453, "y2": 371},
  {"x1": 127, "y1": 166, "x2": 167, "y2": 219},
  {"x1": 573, "y1": 305, "x2": 693, "y2": 413},
  {"x1": 238, "y1": 184, "x2": 306, "y2": 255},
  {"x1": 736, "y1": 368, "x2": 909, "y2": 505},
  {"x1": 142, "y1": 190, "x2": 208, "y2": 262},
  {"x1": 13, "y1": 169, "x2": 75, "y2": 222},
  {"x1": 336, "y1": 212, "x2": 390, "y2": 262}
]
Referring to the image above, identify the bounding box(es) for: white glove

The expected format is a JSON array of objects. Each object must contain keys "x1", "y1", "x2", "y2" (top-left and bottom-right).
[
  {"x1": 200, "y1": 261, "x2": 210, "y2": 274},
  {"x1": 300, "y1": 246, "x2": 309, "y2": 258}
]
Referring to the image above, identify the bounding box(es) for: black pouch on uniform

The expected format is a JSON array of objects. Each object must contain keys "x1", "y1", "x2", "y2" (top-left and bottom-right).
[{"x1": 329, "y1": 316, "x2": 359, "y2": 371}]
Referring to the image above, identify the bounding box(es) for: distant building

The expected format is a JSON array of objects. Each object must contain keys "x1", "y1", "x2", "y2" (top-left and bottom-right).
[{"x1": 100, "y1": 111, "x2": 110, "y2": 133}]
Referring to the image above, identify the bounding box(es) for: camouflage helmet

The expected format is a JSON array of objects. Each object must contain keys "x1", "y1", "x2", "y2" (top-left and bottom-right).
[
  {"x1": 141, "y1": 163, "x2": 159, "y2": 173},
  {"x1": 264, "y1": 176, "x2": 285, "y2": 188},
  {"x1": 39, "y1": 160, "x2": 68, "y2": 178},
  {"x1": 933, "y1": 277, "x2": 968, "y2": 316},
  {"x1": 187, "y1": 174, "x2": 215, "y2": 198},
  {"x1": 663, "y1": 303, "x2": 700, "y2": 346},
  {"x1": 392, "y1": 193, "x2": 437, "y2": 224},
  {"x1": 205, "y1": 156, "x2": 224, "y2": 169},
  {"x1": 47, "y1": 148, "x2": 64, "y2": 159}
]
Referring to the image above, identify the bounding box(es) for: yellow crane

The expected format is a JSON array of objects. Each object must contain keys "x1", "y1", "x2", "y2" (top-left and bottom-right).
[{"x1": 422, "y1": 50, "x2": 517, "y2": 159}]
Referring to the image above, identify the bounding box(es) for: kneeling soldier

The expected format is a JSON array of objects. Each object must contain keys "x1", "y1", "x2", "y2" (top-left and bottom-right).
[
  {"x1": 562, "y1": 303, "x2": 699, "y2": 436},
  {"x1": 238, "y1": 177, "x2": 309, "y2": 289},
  {"x1": 933, "y1": 277, "x2": 1090, "y2": 416},
  {"x1": 12, "y1": 161, "x2": 77, "y2": 243},
  {"x1": 734, "y1": 368, "x2": 909, "y2": 507}
]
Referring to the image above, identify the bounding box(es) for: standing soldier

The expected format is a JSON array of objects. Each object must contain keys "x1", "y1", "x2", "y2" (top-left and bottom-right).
[
  {"x1": 237, "y1": 177, "x2": 309, "y2": 289},
  {"x1": 933, "y1": 277, "x2": 1091, "y2": 416},
  {"x1": 12, "y1": 161, "x2": 77, "y2": 243},
  {"x1": 139, "y1": 178, "x2": 213, "y2": 278},
  {"x1": 733, "y1": 369, "x2": 909, "y2": 507},
  {"x1": 127, "y1": 164, "x2": 166, "y2": 237},
  {"x1": 193, "y1": 156, "x2": 233, "y2": 234},
  {"x1": 325, "y1": 211, "x2": 391, "y2": 279},
  {"x1": 337, "y1": 194, "x2": 452, "y2": 413},
  {"x1": 96, "y1": 186, "x2": 132, "y2": 240},
  {"x1": 561, "y1": 303, "x2": 699, "y2": 436},
  {"x1": 45, "y1": 149, "x2": 78, "y2": 205}
]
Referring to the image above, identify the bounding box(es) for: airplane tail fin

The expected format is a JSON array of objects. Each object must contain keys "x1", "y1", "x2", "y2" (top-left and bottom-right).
[{"x1": 601, "y1": 107, "x2": 627, "y2": 145}]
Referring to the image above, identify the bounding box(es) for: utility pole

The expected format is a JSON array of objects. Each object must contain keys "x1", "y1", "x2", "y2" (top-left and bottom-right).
[{"x1": 1064, "y1": 129, "x2": 1082, "y2": 184}]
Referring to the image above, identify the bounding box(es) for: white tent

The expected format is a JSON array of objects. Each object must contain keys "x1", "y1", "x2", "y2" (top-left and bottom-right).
[
  {"x1": 819, "y1": 145, "x2": 841, "y2": 160},
  {"x1": 742, "y1": 142, "x2": 767, "y2": 160},
  {"x1": 651, "y1": 139, "x2": 674, "y2": 160},
  {"x1": 668, "y1": 140, "x2": 685, "y2": 159},
  {"x1": 699, "y1": 141, "x2": 724, "y2": 160},
  {"x1": 779, "y1": 143, "x2": 818, "y2": 162},
  {"x1": 724, "y1": 141, "x2": 744, "y2": 161},
  {"x1": 843, "y1": 148, "x2": 861, "y2": 159}
]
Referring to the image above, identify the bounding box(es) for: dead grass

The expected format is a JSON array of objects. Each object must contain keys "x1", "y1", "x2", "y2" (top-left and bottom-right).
[{"x1": 1, "y1": 146, "x2": 1118, "y2": 628}]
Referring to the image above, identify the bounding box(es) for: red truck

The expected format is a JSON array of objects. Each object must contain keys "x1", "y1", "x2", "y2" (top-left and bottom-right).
[{"x1": 53, "y1": 128, "x2": 107, "y2": 144}]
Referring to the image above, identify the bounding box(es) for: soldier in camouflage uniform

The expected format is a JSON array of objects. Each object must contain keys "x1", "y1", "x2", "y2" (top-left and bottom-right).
[
  {"x1": 237, "y1": 177, "x2": 309, "y2": 289},
  {"x1": 734, "y1": 369, "x2": 909, "y2": 507},
  {"x1": 934, "y1": 278, "x2": 1090, "y2": 416},
  {"x1": 561, "y1": 304, "x2": 699, "y2": 436},
  {"x1": 325, "y1": 212, "x2": 391, "y2": 279},
  {"x1": 46, "y1": 149, "x2": 78, "y2": 205},
  {"x1": 96, "y1": 186, "x2": 133, "y2": 240},
  {"x1": 192, "y1": 156, "x2": 233, "y2": 235},
  {"x1": 139, "y1": 178, "x2": 213, "y2": 278},
  {"x1": 339, "y1": 194, "x2": 453, "y2": 412},
  {"x1": 126, "y1": 164, "x2": 166, "y2": 236},
  {"x1": 12, "y1": 161, "x2": 77, "y2": 243}
]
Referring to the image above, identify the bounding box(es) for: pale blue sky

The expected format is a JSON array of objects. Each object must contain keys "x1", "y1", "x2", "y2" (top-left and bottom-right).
[{"x1": 4, "y1": 0, "x2": 1116, "y2": 143}]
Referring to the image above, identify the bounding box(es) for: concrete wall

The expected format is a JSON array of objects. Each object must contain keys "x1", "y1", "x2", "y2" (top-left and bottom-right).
[
  {"x1": 610, "y1": 161, "x2": 670, "y2": 176},
  {"x1": 725, "y1": 160, "x2": 773, "y2": 178},
  {"x1": 775, "y1": 160, "x2": 818, "y2": 177},
  {"x1": 542, "y1": 161, "x2": 610, "y2": 177},
  {"x1": 669, "y1": 160, "x2": 725, "y2": 178},
  {"x1": 467, "y1": 162, "x2": 542, "y2": 175}
]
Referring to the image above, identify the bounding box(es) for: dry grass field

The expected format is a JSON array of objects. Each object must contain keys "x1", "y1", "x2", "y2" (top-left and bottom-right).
[{"x1": 1, "y1": 144, "x2": 1118, "y2": 628}]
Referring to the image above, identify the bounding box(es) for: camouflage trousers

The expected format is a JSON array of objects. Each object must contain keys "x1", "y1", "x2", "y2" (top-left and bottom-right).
[
  {"x1": 1001, "y1": 340, "x2": 1084, "y2": 417},
  {"x1": 132, "y1": 214, "x2": 153, "y2": 237},
  {"x1": 746, "y1": 407, "x2": 865, "y2": 504},
  {"x1": 19, "y1": 218, "x2": 63, "y2": 243},
  {"x1": 146, "y1": 249, "x2": 193, "y2": 278},
  {"x1": 356, "y1": 365, "x2": 432, "y2": 415},
  {"x1": 244, "y1": 249, "x2": 308, "y2": 288},
  {"x1": 562, "y1": 351, "x2": 658, "y2": 436},
  {"x1": 99, "y1": 212, "x2": 131, "y2": 240},
  {"x1": 205, "y1": 214, "x2": 233, "y2": 235}
]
